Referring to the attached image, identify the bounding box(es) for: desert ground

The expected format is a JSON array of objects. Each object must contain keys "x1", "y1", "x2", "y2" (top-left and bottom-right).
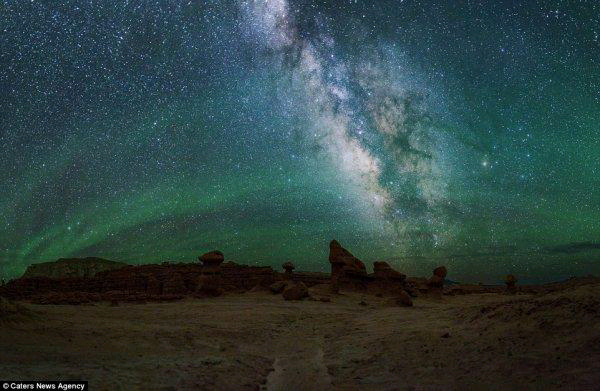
[{"x1": 2, "y1": 283, "x2": 600, "y2": 391}]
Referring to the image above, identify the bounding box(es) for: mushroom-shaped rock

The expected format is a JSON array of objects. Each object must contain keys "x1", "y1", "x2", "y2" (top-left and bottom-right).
[
  {"x1": 505, "y1": 274, "x2": 518, "y2": 294},
  {"x1": 199, "y1": 251, "x2": 224, "y2": 278},
  {"x1": 282, "y1": 282, "x2": 308, "y2": 301},
  {"x1": 199, "y1": 251, "x2": 224, "y2": 267},
  {"x1": 328, "y1": 240, "x2": 367, "y2": 279}
]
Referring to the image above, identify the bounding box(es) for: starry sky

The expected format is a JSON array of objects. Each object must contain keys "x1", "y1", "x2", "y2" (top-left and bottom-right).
[{"x1": 1, "y1": 0, "x2": 599, "y2": 283}]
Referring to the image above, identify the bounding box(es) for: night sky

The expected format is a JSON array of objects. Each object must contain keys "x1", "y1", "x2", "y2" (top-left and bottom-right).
[{"x1": 1, "y1": 0, "x2": 599, "y2": 283}]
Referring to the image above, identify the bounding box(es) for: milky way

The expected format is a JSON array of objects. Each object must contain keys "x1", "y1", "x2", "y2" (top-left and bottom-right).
[{"x1": 1, "y1": 0, "x2": 599, "y2": 282}]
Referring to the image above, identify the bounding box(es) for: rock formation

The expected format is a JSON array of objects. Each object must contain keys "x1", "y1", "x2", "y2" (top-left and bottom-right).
[
  {"x1": 373, "y1": 261, "x2": 406, "y2": 282},
  {"x1": 427, "y1": 266, "x2": 448, "y2": 293},
  {"x1": 505, "y1": 274, "x2": 518, "y2": 294},
  {"x1": 394, "y1": 290, "x2": 413, "y2": 307},
  {"x1": 282, "y1": 262, "x2": 295, "y2": 279},
  {"x1": 197, "y1": 251, "x2": 225, "y2": 296},
  {"x1": 163, "y1": 272, "x2": 187, "y2": 295},
  {"x1": 328, "y1": 240, "x2": 367, "y2": 278},
  {"x1": 282, "y1": 282, "x2": 308, "y2": 301},
  {"x1": 269, "y1": 281, "x2": 288, "y2": 294},
  {"x1": 22, "y1": 257, "x2": 127, "y2": 279}
]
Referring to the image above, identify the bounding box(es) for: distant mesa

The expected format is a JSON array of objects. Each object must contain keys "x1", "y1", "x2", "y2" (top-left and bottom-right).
[{"x1": 22, "y1": 257, "x2": 128, "y2": 279}]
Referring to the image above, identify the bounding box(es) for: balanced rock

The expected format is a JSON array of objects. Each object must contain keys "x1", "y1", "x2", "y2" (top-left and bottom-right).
[
  {"x1": 328, "y1": 240, "x2": 367, "y2": 279},
  {"x1": 199, "y1": 251, "x2": 224, "y2": 268},
  {"x1": 282, "y1": 282, "x2": 308, "y2": 301},
  {"x1": 373, "y1": 261, "x2": 406, "y2": 282}
]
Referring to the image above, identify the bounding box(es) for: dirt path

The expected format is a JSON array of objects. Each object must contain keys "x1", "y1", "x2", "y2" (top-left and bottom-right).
[{"x1": 261, "y1": 311, "x2": 332, "y2": 391}]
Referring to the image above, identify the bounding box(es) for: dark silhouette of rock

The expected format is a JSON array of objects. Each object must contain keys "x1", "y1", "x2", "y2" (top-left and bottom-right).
[
  {"x1": 428, "y1": 275, "x2": 444, "y2": 289},
  {"x1": 163, "y1": 273, "x2": 186, "y2": 295},
  {"x1": 22, "y1": 257, "x2": 127, "y2": 279},
  {"x1": 328, "y1": 240, "x2": 367, "y2": 278},
  {"x1": 197, "y1": 251, "x2": 224, "y2": 296},
  {"x1": 395, "y1": 290, "x2": 413, "y2": 307},
  {"x1": 146, "y1": 275, "x2": 161, "y2": 295},
  {"x1": 282, "y1": 262, "x2": 295, "y2": 279},
  {"x1": 270, "y1": 281, "x2": 288, "y2": 294},
  {"x1": 282, "y1": 282, "x2": 308, "y2": 301},
  {"x1": 433, "y1": 266, "x2": 448, "y2": 279},
  {"x1": 199, "y1": 251, "x2": 224, "y2": 269},
  {"x1": 428, "y1": 266, "x2": 448, "y2": 294},
  {"x1": 505, "y1": 274, "x2": 518, "y2": 294},
  {"x1": 196, "y1": 275, "x2": 223, "y2": 297},
  {"x1": 373, "y1": 261, "x2": 406, "y2": 282}
]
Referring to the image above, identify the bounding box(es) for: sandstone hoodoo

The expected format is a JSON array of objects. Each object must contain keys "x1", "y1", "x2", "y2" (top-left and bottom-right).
[
  {"x1": 328, "y1": 240, "x2": 367, "y2": 278},
  {"x1": 505, "y1": 274, "x2": 518, "y2": 294},
  {"x1": 199, "y1": 251, "x2": 225, "y2": 269},
  {"x1": 282, "y1": 262, "x2": 295, "y2": 279},
  {"x1": 428, "y1": 266, "x2": 448, "y2": 293},
  {"x1": 197, "y1": 251, "x2": 225, "y2": 296}
]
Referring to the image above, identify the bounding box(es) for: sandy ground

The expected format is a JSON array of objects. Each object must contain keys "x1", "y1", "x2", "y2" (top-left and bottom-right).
[{"x1": 2, "y1": 283, "x2": 600, "y2": 390}]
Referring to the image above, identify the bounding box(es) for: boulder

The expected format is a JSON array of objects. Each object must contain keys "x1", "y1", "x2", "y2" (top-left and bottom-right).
[
  {"x1": 433, "y1": 266, "x2": 448, "y2": 279},
  {"x1": 269, "y1": 281, "x2": 288, "y2": 294},
  {"x1": 395, "y1": 290, "x2": 413, "y2": 307},
  {"x1": 428, "y1": 275, "x2": 444, "y2": 289},
  {"x1": 282, "y1": 282, "x2": 308, "y2": 301}
]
